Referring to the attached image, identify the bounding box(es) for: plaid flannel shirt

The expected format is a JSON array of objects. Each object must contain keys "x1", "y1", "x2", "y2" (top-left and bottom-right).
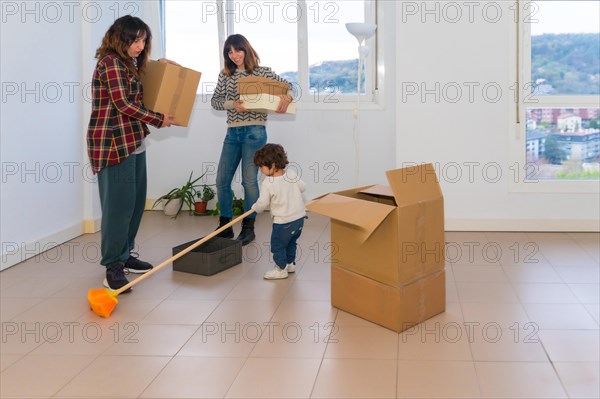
[{"x1": 87, "y1": 55, "x2": 164, "y2": 173}]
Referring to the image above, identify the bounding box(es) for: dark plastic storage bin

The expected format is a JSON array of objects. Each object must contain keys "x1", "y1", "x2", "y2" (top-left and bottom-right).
[{"x1": 172, "y1": 237, "x2": 242, "y2": 276}]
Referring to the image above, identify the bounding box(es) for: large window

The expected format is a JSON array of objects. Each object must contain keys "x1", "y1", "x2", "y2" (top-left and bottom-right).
[
  {"x1": 518, "y1": 1, "x2": 599, "y2": 185},
  {"x1": 164, "y1": 0, "x2": 377, "y2": 103}
]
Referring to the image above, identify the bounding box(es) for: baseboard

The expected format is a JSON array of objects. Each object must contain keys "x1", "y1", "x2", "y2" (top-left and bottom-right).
[
  {"x1": 83, "y1": 218, "x2": 101, "y2": 234},
  {"x1": 1, "y1": 223, "x2": 83, "y2": 271},
  {"x1": 145, "y1": 199, "x2": 156, "y2": 210},
  {"x1": 445, "y1": 218, "x2": 600, "y2": 232}
]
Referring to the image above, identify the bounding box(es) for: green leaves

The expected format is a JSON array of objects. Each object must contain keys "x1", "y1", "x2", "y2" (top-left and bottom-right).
[
  {"x1": 152, "y1": 171, "x2": 206, "y2": 218},
  {"x1": 207, "y1": 194, "x2": 244, "y2": 216},
  {"x1": 197, "y1": 184, "x2": 216, "y2": 202}
]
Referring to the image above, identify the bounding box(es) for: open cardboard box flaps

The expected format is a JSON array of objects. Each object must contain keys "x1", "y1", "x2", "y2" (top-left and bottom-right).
[{"x1": 306, "y1": 192, "x2": 395, "y2": 244}]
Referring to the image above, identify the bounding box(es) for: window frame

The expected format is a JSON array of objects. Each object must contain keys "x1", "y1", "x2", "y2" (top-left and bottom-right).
[
  {"x1": 509, "y1": 0, "x2": 600, "y2": 193},
  {"x1": 165, "y1": 0, "x2": 382, "y2": 110}
]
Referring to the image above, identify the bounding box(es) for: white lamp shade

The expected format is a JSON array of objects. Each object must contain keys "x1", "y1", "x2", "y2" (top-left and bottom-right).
[{"x1": 345, "y1": 22, "x2": 377, "y2": 44}]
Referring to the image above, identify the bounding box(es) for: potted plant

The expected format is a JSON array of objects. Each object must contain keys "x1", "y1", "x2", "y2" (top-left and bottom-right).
[
  {"x1": 194, "y1": 184, "x2": 216, "y2": 214},
  {"x1": 152, "y1": 171, "x2": 203, "y2": 218},
  {"x1": 208, "y1": 193, "x2": 244, "y2": 216}
]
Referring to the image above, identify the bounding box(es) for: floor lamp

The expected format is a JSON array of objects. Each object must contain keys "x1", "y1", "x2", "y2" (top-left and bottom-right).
[{"x1": 345, "y1": 22, "x2": 377, "y2": 185}]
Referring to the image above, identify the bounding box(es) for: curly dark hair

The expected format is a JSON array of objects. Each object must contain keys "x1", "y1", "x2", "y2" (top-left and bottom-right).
[
  {"x1": 223, "y1": 34, "x2": 260, "y2": 76},
  {"x1": 254, "y1": 143, "x2": 289, "y2": 170},
  {"x1": 95, "y1": 15, "x2": 152, "y2": 79}
]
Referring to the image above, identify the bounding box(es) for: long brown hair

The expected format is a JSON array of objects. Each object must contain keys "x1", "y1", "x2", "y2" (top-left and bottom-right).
[
  {"x1": 223, "y1": 34, "x2": 260, "y2": 76},
  {"x1": 95, "y1": 15, "x2": 152, "y2": 79}
]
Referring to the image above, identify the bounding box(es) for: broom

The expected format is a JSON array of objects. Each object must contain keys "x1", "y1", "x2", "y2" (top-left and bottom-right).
[{"x1": 88, "y1": 209, "x2": 255, "y2": 318}]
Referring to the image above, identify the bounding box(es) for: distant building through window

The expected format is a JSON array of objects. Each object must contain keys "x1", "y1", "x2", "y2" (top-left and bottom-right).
[{"x1": 523, "y1": 1, "x2": 599, "y2": 181}]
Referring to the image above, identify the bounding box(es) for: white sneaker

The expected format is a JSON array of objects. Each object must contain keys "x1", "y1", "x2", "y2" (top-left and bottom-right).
[
  {"x1": 264, "y1": 266, "x2": 288, "y2": 280},
  {"x1": 286, "y1": 263, "x2": 296, "y2": 273}
]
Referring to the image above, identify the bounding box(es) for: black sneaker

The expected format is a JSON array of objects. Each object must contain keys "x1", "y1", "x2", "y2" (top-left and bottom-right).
[
  {"x1": 125, "y1": 253, "x2": 153, "y2": 274},
  {"x1": 103, "y1": 262, "x2": 132, "y2": 293}
]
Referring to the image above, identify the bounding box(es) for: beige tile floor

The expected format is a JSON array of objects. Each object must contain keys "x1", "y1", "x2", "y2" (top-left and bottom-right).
[{"x1": 1, "y1": 211, "x2": 598, "y2": 398}]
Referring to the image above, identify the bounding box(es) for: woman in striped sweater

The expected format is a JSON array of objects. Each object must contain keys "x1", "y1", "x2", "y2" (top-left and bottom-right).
[{"x1": 211, "y1": 34, "x2": 293, "y2": 245}]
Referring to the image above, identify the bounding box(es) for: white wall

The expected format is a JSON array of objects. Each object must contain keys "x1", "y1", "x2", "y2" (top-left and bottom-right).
[
  {"x1": 395, "y1": 1, "x2": 599, "y2": 231},
  {"x1": 1, "y1": 2, "x2": 85, "y2": 269},
  {"x1": 0, "y1": 1, "x2": 139, "y2": 270}
]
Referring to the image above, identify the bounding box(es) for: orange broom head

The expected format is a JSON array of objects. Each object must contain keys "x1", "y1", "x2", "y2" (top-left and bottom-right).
[{"x1": 88, "y1": 288, "x2": 119, "y2": 318}]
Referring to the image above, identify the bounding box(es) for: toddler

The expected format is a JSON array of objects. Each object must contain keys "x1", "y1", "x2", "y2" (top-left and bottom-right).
[{"x1": 251, "y1": 144, "x2": 307, "y2": 279}]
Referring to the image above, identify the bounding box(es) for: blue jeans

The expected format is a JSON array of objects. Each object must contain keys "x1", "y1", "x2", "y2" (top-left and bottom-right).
[
  {"x1": 271, "y1": 217, "x2": 305, "y2": 269},
  {"x1": 216, "y1": 125, "x2": 267, "y2": 219}
]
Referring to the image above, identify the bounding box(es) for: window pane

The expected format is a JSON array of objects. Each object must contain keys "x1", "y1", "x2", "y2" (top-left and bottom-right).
[
  {"x1": 307, "y1": 0, "x2": 366, "y2": 94},
  {"x1": 233, "y1": 1, "x2": 297, "y2": 85},
  {"x1": 165, "y1": 1, "x2": 221, "y2": 94},
  {"x1": 530, "y1": 1, "x2": 600, "y2": 95},
  {"x1": 526, "y1": 108, "x2": 600, "y2": 179}
]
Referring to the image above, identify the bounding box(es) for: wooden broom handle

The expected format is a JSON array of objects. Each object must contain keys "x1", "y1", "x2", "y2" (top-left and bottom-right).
[{"x1": 115, "y1": 209, "x2": 255, "y2": 294}]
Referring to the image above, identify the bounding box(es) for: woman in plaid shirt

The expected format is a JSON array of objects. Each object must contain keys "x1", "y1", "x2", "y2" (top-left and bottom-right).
[{"x1": 87, "y1": 15, "x2": 176, "y2": 291}]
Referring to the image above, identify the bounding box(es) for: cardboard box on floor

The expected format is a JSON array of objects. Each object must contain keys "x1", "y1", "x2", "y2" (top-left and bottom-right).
[
  {"x1": 238, "y1": 76, "x2": 296, "y2": 114},
  {"x1": 307, "y1": 163, "x2": 446, "y2": 332},
  {"x1": 141, "y1": 60, "x2": 201, "y2": 127},
  {"x1": 332, "y1": 265, "x2": 445, "y2": 333},
  {"x1": 306, "y1": 163, "x2": 445, "y2": 287}
]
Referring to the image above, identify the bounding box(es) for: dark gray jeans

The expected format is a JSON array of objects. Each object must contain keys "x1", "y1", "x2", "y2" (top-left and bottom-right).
[{"x1": 97, "y1": 152, "x2": 147, "y2": 267}]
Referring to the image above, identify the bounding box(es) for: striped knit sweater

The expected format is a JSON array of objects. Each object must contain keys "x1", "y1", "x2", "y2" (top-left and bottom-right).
[{"x1": 211, "y1": 66, "x2": 292, "y2": 127}]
